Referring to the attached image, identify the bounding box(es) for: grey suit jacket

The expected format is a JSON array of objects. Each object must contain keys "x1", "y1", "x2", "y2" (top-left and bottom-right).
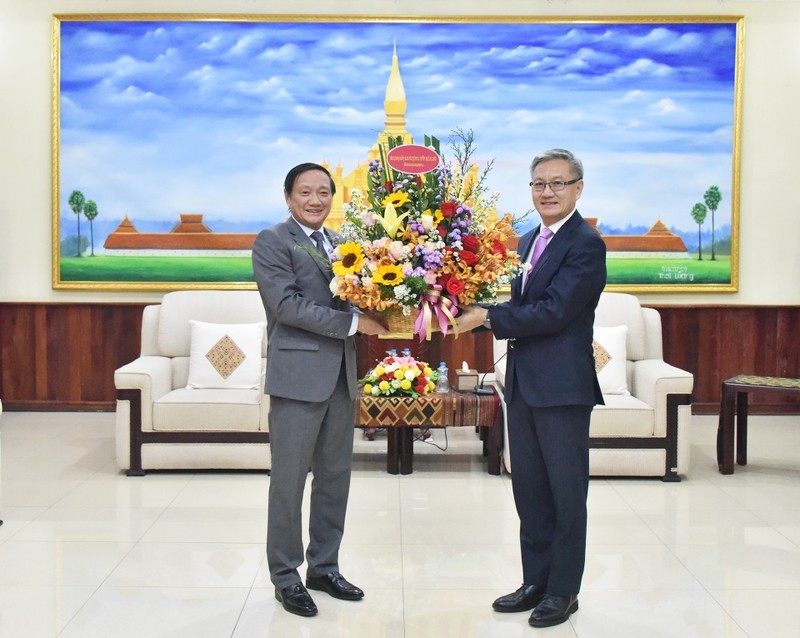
[{"x1": 252, "y1": 217, "x2": 358, "y2": 402}]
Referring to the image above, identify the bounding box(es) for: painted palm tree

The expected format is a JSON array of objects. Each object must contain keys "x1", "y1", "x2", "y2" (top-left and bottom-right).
[
  {"x1": 84, "y1": 199, "x2": 98, "y2": 256},
  {"x1": 704, "y1": 185, "x2": 722, "y2": 261},
  {"x1": 68, "y1": 189, "x2": 85, "y2": 257},
  {"x1": 691, "y1": 202, "x2": 708, "y2": 260}
]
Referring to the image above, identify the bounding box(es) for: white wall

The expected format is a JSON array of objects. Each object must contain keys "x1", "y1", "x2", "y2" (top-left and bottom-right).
[{"x1": 1, "y1": 0, "x2": 798, "y2": 306}]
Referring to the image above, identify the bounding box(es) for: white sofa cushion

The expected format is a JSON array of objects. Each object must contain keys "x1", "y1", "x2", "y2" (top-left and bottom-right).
[
  {"x1": 157, "y1": 290, "x2": 267, "y2": 357},
  {"x1": 153, "y1": 388, "x2": 262, "y2": 431},
  {"x1": 594, "y1": 325, "x2": 630, "y2": 396},
  {"x1": 595, "y1": 292, "x2": 646, "y2": 361},
  {"x1": 187, "y1": 320, "x2": 265, "y2": 390},
  {"x1": 590, "y1": 394, "x2": 655, "y2": 437}
]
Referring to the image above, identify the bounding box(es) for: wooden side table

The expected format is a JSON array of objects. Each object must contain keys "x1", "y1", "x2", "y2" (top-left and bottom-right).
[
  {"x1": 357, "y1": 388, "x2": 502, "y2": 475},
  {"x1": 716, "y1": 375, "x2": 800, "y2": 474}
]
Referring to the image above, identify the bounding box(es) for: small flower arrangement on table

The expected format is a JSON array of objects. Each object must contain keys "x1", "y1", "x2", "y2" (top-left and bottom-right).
[
  {"x1": 360, "y1": 353, "x2": 439, "y2": 398},
  {"x1": 330, "y1": 129, "x2": 526, "y2": 340}
]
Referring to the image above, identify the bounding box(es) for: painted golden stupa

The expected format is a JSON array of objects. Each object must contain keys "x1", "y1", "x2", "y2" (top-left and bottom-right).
[{"x1": 321, "y1": 44, "x2": 412, "y2": 232}]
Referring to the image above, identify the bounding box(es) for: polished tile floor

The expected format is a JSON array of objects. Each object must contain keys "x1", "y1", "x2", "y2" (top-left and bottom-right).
[{"x1": 1, "y1": 411, "x2": 799, "y2": 637}]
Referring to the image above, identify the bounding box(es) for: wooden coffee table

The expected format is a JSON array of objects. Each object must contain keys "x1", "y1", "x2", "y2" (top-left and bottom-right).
[
  {"x1": 357, "y1": 388, "x2": 503, "y2": 475},
  {"x1": 717, "y1": 374, "x2": 800, "y2": 474}
]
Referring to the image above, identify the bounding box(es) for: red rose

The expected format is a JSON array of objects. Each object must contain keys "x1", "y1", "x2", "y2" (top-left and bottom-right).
[
  {"x1": 458, "y1": 250, "x2": 479, "y2": 267},
  {"x1": 445, "y1": 277, "x2": 466, "y2": 296},
  {"x1": 461, "y1": 235, "x2": 480, "y2": 252},
  {"x1": 384, "y1": 180, "x2": 394, "y2": 192},
  {"x1": 436, "y1": 225, "x2": 447, "y2": 239},
  {"x1": 440, "y1": 201, "x2": 457, "y2": 218},
  {"x1": 491, "y1": 240, "x2": 508, "y2": 256},
  {"x1": 413, "y1": 175, "x2": 424, "y2": 188},
  {"x1": 437, "y1": 274, "x2": 451, "y2": 289},
  {"x1": 415, "y1": 379, "x2": 428, "y2": 394}
]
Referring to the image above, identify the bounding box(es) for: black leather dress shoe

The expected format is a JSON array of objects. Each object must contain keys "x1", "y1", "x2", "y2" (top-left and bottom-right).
[
  {"x1": 275, "y1": 583, "x2": 318, "y2": 617},
  {"x1": 528, "y1": 594, "x2": 578, "y2": 627},
  {"x1": 306, "y1": 571, "x2": 364, "y2": 601},
  {"x1": 492, "y1": 584, "x2": 547, "y2": 613}
]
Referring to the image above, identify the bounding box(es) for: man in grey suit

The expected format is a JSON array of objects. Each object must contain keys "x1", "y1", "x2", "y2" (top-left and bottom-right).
[
  {"x1": 252, "y1": 162, "x2": 387, "y2": 617},
  {"x1": 458, "y1": 149, "x2": 606, "y2": 628}
]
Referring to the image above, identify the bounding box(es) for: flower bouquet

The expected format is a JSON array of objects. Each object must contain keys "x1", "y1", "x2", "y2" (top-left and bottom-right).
[
  {"x1": 329, "y1": 130, "x2": 526, "y2": 340},
  {"x1": 360, "y1": 353, "x2": 439, "y2": 398}
]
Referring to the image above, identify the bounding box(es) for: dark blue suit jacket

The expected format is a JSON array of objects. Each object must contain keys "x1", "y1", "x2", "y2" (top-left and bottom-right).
[{"x1": 488, "y1": 211, "x2": 607, "y2": 408}]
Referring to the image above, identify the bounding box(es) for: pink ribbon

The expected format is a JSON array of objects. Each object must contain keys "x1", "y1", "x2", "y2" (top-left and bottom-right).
[{"x1": 414, "y1": 285, "x2": 460, "y2": 342}]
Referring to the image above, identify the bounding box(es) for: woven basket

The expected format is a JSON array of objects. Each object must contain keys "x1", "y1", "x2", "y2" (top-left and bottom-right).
[
  {"x1": 382, "y1": 310, "x2": 441, "y2": 339},
  {"x1": 383, "y1": 312, "x2": 417, "y2": 338}
]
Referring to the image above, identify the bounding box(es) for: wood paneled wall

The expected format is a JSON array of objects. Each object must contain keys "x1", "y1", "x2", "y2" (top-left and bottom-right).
[{"x1": 1, "y1": 302, "x2": 798, "y2": 413}]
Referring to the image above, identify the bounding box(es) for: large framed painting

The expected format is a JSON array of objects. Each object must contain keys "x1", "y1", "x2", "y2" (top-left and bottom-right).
[{"x1": 52, "y1": 14, "x2": 743, "y2": 291}]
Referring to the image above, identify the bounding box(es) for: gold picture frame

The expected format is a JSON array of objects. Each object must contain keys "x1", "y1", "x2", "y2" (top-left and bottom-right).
[{"x1": 52, "y1": 14, "x2": 743, "y2": 292}]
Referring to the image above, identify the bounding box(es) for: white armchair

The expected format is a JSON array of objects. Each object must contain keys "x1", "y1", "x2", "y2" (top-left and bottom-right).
[
  {"x1": 493, "y1": 292, "x2": 694, "y2": 481},
  {"x1": 114, "y1": 290, "x2": 271, "y2": 475}
]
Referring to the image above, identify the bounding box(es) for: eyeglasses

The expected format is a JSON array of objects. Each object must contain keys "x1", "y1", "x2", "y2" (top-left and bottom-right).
[{"x1": 529, "y1": 178, "x2": 581, "y2": 193}]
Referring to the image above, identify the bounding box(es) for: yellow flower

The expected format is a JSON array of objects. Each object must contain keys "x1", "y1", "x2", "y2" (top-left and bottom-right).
[
  {"x1": 382, "y1": 191, "x2": 410, "y2": 209},
  {"x1": 393, "y1": 369, "x2": 404, "y2": 379},
  {"x1": 376, "y1": 202, "x2": 409, "y2": 239},
  {"x1": 373, "y1": 263, "x2": 405, "y2": 286},
  {"x1": 400, "y1": 379, "x2": 412, "y2": 390},
  {"x1": 332, "y1": 242, "x2": 365, "y2": 276},
  {"x1": 374, "y1": 365, "x2": 385, "y2": 377},
  {"x1": 363, "y1": 383, "x2": 373, "y2": 394},
  {"x1": 379, "y1": 380, "x2": 390, "y2": 391}
]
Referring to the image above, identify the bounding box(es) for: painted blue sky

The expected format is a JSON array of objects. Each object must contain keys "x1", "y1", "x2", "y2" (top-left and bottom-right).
[{"x1": 59, "y1": 18, "x2": 739, "y2": 239}]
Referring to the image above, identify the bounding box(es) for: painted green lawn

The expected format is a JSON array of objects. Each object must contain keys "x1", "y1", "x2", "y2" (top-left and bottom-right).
[
  {"x1": 606, "y1": 257, "x2": 731, "y2": 285},
  {"x1": 60, "y1": 256, "x2": 255, "y2": 282},
  {"x1": 60, "y1": 254, "x2": 731, "y2": 285}
]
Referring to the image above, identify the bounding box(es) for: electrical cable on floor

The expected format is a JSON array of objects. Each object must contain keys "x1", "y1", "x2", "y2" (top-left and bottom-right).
[{"x1": 413, "y1": 427, "x2": 449, "y2": 452}]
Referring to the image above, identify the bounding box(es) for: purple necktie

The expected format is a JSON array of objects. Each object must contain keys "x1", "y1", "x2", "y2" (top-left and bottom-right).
[
  {"x1": 526, "y1": 227, "x2": 553, "y2": 281},
  {"x1": 310, "y1": 230, "x2": 331, "y2": 260}
]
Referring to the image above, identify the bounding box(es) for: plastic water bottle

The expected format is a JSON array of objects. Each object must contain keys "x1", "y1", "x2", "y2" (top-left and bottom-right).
[
  {"x1": 402, "y1": 348, "x2": 411, "y2": 358},
  {"x1": 435, "y1": 362, "x2": 449, "y2": 393}
]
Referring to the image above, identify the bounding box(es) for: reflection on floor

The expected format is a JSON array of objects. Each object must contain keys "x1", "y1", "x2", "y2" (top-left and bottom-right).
[{"x1": 0, "y1": 411, "x2": 799, "y2": 637}]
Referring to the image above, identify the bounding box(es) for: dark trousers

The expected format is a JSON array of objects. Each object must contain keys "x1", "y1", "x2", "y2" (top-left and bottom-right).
[{"x1": 507, "y1": 381, "x2": 592, "y2": 596}]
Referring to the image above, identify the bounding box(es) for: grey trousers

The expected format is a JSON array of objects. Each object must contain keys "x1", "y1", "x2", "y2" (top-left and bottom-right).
[{"x1": 266, "y1": 372, "x2": 356, "y2": 589}]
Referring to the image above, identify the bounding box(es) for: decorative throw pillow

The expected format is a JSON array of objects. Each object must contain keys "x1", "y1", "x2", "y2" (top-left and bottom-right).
[
  {"x1": 186, "y1": 320, "x2": 265, "y2": 390},
  {"x1": 593, "y1": 325, "x2": 630, "y2": 395}
]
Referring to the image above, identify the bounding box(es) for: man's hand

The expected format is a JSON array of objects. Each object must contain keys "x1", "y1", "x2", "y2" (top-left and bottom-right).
[
  {"x1": 455, "y1": 305, "x2": 489, "y2": 332},
  {"x1": 357, "y1": 313, "x2": 389, "y2": 336}
]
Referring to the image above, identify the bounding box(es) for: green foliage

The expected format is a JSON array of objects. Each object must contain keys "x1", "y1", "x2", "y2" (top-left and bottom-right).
[
  {"x1": 606, "y1": 257, "x2": 731, "y2": 285},
  {"x1": 704, "y1": 185, "x2": 722, "y2": 261},
  {"x1": 60, "y1": 234, "x2": 90, "y2": 257},
  {"x1": 68, "y1": 190, "x2": 85, "y2": 214},
  {"x1": 68, "y1": 189, "x2": 86, "y2": 256},
  {"x1": 704, "y1": 185, "x2": 722, "y2": 210},
  {"x1": 691, "y1": 202, "x2": 708, "y2": 260},
  {"x1": 83, "y1": 200, "x2": 98, "y2": 221},
  {"x1": 60, "y1": 255, "x2": 255, "y2": 282},
  {"x1": 690, "y1": 202, "x2": 707, "y2": 225}
]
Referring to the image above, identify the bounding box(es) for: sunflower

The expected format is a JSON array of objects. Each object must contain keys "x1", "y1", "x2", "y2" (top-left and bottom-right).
[
  {"x1": 381, "y1": 191, "x2": 411, "y2": 209},
  {"x1": 332, "y1": 242, "x2": 365, "y2": 276},
  {"x1": 373, "y1": 263, "x2": 405, "y2": 286}
]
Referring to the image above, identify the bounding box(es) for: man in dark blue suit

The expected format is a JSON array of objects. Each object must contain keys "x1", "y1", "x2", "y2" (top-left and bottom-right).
[{"x1": 458, "y1": 149, "x2": 606, "y2": 628}]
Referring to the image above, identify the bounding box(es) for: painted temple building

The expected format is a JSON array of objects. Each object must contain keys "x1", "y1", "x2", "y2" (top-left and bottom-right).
[
  {"x1": 585, "y1": 218, "x2": 689, "y2": 259},
  {"x1": 102, "y1": 213, "x2": 255, "y2": 256}
]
